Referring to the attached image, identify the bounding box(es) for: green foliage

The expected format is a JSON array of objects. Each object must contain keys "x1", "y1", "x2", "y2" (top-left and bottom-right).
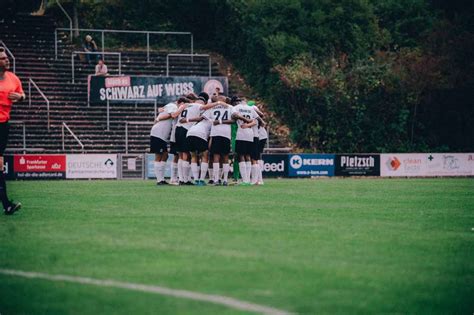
[{"x1": 50, "y1": 0, "x2": 474, "y2": 152}]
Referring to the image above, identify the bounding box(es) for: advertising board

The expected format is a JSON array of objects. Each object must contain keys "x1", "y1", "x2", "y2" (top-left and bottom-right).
[
  {"x1": 335, "y1": 154, "x2": 380, "y2": 176},
  {"x1": 66, "y1": 154, "x2": 117, "y2": 179},
  {"x1": 261, "y1": 154, "x2": 288, "y2": 177},
  {"x1": 13, "y1": 155, "x2": 66, "y2": 179},
  {"x1": 89, "y1": 76, "x2": 228, "y2": 104},
  {"x1": 288, "y1": 154, "x2": 335, "y2": 177},
  {"x1": 380, "y1": 153, "x2": 474, "y2": 177}
]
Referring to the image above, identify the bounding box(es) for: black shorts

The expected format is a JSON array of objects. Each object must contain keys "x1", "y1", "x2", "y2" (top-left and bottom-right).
[
  {"x1": 186, "y1": 136, "x2": 208, "y2": 153},
  {"x1": 169, "y1": 142, "x2": 177, "y2": 155},
  {"x1": 150, "y1": 136, "x2": 168, "y2": 154},
  {"x1": 258, "y1": 139, "x2": 267, "y2": 155},
  {"x1": 0, "y1": 122, "x2": 10, "y2": 156},
  {"x1": 235, "y1": 140, "x2": 253, "y2": 156},
  {"x1": 250, "y1": 137, "x2": 260, "y2": 160},
  {"x1": 210, "y1": 136, "x2": 231, "y2": 155},
  {"x1": 174, "y1": 126, "x2": 189, "y2": 152}
]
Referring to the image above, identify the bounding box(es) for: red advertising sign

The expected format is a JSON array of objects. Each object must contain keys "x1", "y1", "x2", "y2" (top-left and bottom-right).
[{"x1": 14, "y1": 155, "x2": 66, "y2": 179}]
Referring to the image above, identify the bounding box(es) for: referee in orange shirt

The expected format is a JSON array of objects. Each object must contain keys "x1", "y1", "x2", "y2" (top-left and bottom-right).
[{"x1": 0, "y1": 47, "x2": 24, "y2": 215}]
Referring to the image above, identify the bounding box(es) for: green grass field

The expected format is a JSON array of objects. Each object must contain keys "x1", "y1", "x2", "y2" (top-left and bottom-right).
[{"x1": 0, "y1": 178, "x2": 473, "y2": 315}]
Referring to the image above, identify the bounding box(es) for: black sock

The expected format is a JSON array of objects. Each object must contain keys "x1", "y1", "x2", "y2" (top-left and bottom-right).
[{"x1": 0, "y1": 171, "x2": 10, "y2": 210}]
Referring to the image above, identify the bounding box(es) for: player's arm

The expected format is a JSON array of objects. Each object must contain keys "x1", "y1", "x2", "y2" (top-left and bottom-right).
[
  {"x1": 179, "y1": 116, "x2": 202, "y2": 124},
  {"x1": 201, "y1": 101, "x2": 227, "y2": 110},
  {"x1": 155, "y1": 113, "x2": 172, "y2": 123},
  {"x1": 256, "y1": 116, "x2": 266, "y2": 128},
  {"x1": 171, "y1": 104, "x2": 186, "y2": 119},
  {"x1": 231, "y1": 112, "x2": 252, "y2": 124},
  {"x1": 213, "y1": 119, "x2": 234, "y2": 126}
]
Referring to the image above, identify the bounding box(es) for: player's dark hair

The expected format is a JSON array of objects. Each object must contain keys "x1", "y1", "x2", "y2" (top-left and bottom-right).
[
  {"x1": 185, "y1": 93, "x2": 198, "y2": 100},
  {"x1": 198, "y1": 92, "x2": 209, "y2": 103},
  {"x1": 177, "y1": 97, "x2": 191, "y2": 104},
  {"x1": 230, "y1": 96, "x2": 241, "y2": 105}
]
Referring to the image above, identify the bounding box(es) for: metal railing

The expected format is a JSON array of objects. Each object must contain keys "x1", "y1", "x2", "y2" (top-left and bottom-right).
[
  {"x1": 55, "y1": 27, "x2": 193, "y2": 62},
  {"x1": 106, "y1": 98, "x2": 157, "y2": 131},
  {"x1": 71, "y1": 51, "x2": 122, "y2": 83},
  {"x1": 62, "y1": 122, "x2": 84, "y2": 152},
  {"x1": 0, "y1": 40, "x2": 16, "y2": 73},
  {"x1": 166, "y1": 54, "x2": 211, "y2": 77},
  {"x1": 28, "y1": 78, "x2": 50, "y2": 131},
  {"x1": 125, "y1": 121, "x2": 154, "y2": 154},
  {"x1": 55, "y1": 0, "x2": 73, "y2": 40}
]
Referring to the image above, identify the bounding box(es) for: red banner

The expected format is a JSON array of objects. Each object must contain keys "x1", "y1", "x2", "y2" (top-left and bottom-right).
[{"x1": 14, "y1": 155, "x2": 66, "y2": 179}]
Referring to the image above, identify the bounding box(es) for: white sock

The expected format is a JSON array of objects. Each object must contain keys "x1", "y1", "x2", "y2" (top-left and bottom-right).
[
  {"x1": 182, "y1": 161, "x2": 190, "y2": 182},
  {"x1": 245, "y1": 161, "x2": 251, "y2": 183},
  {"x1": 171, "y1": 162, "x2": 178, "y2": 182},
  {"x1": 178, "y1": 159, "x2": 184, "y2": 182},
  {"x1": 251, "y1": 164, "x2": 259, "y2": 184},
  {"x1": 191, "y1": 162, "x2": 199, "y2": 181},
  {"x1": 258, "y1": 160, "x2": 264, "y2": 182},
  {"x1": 213, "y1": 163, "x2": 220, "y2": 182},
  {"x1": 154, "y1": 161, "x2": 161, "y2": 182},
  {"x1": 219, "y1": 168, "x2": 223, "y2": 180},
  {"x1": 223, "y1": 164, "x2": 230, "y2": 182},
  {"x1": 239, "y1": 162, "x2": 247, "y2": 182},
  {"x1": 160, "y1": 161, "x2": 167, "y2": 182},
  {"x1": 200, "y1": 162, "x2": 209, "y2": 181},
  {"x1": 208, "y1": 166, "x2": 213, "y2": 180}
]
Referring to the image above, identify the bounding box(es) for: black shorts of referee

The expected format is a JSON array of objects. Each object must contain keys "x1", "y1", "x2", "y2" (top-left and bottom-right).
[
  {"x1": 150, "y1": 136, "x2": 168, "y2": 154},
  {"x1": 174, "y1": 126, "x2": 189, "y2": 152},
  {"x1": 250, "y1": 137, "x2": 260, "y2": 160},
  {"x1": 186, "y1": 136, "x2": 208, "y2": 153},
  {"x1": 0, "y1": 122, "x2": 10, "y2": 156},
  {"x1": 235, "y1": 139, "x2": 253, "y2": 156},
  {"x1": 210, "y1": 136, "x2": 230, "y2": 155}
]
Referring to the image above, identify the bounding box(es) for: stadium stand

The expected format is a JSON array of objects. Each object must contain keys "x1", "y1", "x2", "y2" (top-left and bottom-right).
[{"x1": 1, "y1": 14, "x2": 290, "y2": 153}]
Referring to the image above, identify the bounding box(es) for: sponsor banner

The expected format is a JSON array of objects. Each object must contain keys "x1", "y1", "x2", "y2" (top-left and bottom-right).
[
  {"x1": 288, "y1": 154, "x2": 335, "y2": 177},
  {"x1": 3, "y1": 155, "x2": 14, "y2": 180},
  {"x1": 335, "y1": 154, "x2": 380, "y2": 176},
  {"x1": 14, "y1": 155, "x2": 66, "y2": 179},
  {"x1": 381, "y1": 153, "x2": 474, "y2": 177},
  {"x1": 66, "y1": 154, "x2": 117, "y2": 179},
  {"x1": 146, "y1": 154, "x2": 174, "y2": 179},
  {"x1": 261, "y1": 154, "x2": 288, "y2": 177},
  {"x1": 89, "y1": 76, "x2": 228, "y2": 104}
]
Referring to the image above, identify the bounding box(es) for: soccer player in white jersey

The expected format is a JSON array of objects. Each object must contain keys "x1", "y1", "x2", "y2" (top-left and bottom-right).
[
  {"x1": 175, "y1": 93, "x2": 221, "y2": 185},
  {"x1": 232, "y1": 97, "x2": 259, "y2": 185},
  {"x1": 257, "y1": 120, "x2": 268, "y2": 185},
  {"x1": 185, "y1": 109, "x2": 213, "y2": 186},
  {"x1": 168, "y1": 97, "x2": 191, "y2": 185},
  {"x1": 248, "y1": 101, "x2": 266, "y2": 184},
  {"x1": 208, "y1": 96, "x2": 251, "y2": 186},
  {"x1": 150, "y1": 101, "x2": 178, "y2": 185}
]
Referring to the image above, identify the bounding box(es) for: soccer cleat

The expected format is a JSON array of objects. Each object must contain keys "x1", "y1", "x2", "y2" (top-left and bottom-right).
[
  {"x1": 185, "y1": 181, "x2": 194, "y2": 186},
  {"x1": 208, "y1": 180, "x2": 214, "y2": 185},
  {"x1": 169, "y1": 180, "x2": 179, "y2": 186},
  {"x1": 179, "y1": 181, "x2": 186, "y2": 186},
  {"x1": 238, "y1": 182, "x2": 251, "y2": 186},
  {"x1": 4, "y1": 202, "x2": 21, "y2": 215},
  {"x1": 160, "y1": 180, "x2": 169, "y2": 185},
  {"x1": 222, "y1": 181, "x2": 228, "y2": 186}
]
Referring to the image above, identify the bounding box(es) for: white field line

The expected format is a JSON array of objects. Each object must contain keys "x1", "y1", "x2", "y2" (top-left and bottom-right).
[{"x1": 0, "y1": 269, "x2": 292, "y2": 315}]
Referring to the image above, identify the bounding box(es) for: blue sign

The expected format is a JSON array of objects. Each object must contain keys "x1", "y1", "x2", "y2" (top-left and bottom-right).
[
  {"x1": 288, "y1": 154, "x2": 335, "y2": 177},
  {"x1": 146, "y1": 154, "x2": 175, "y2": 179}
]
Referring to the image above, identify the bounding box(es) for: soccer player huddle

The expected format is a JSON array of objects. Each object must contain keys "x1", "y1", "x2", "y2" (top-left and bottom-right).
[{"x1": 149, "y1": 91, "x2": 267, "y2": 186}]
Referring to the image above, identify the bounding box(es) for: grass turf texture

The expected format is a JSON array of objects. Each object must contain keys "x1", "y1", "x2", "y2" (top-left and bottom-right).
[{"x1": 0, "y1": 178, "x2": 473, "y2": 315}]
